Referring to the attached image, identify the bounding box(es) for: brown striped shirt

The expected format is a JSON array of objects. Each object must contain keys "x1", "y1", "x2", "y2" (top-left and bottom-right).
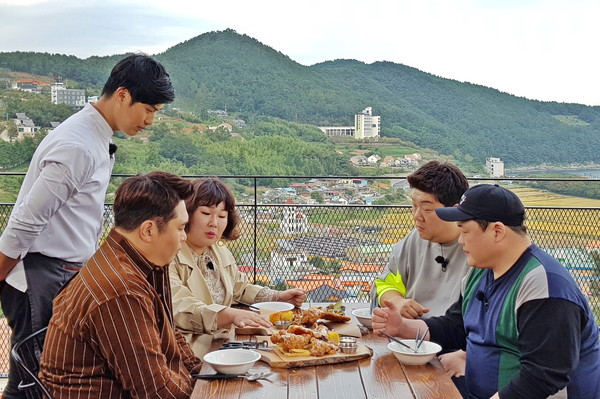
[{"x1": 40, "y1": 229, "x2": 203, "y2": 398}]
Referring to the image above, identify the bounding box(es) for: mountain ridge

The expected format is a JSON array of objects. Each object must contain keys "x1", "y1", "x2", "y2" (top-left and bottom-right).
[{"x1": 1, "y1": 28, "x2": 599, "y2": 166}]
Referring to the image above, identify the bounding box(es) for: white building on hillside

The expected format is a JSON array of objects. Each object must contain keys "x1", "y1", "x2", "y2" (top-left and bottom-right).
[
  {"x1": 486, "y1": 157, "x2": 505, "y2": 177},
  {"x1": 354, "y1": 107, "x2": 380, "y2": 139},
  {"x1": 13, "y1": 113, "x2": 40, "y2": 139},
  {"x1": 319, "y1": 126, "x2": 355, "y2": 137},
  {"x1": 280, "y1": 207, "x2": 309, "y2": 235},
  {"x1": 319, "y1": 107, "x2": 380, "y2": 140},
  {"x1": 51, "y1": 78, "x2": 86, "y2": 109}
]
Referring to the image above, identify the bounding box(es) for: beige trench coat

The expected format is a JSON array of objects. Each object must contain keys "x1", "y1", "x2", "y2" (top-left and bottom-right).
[{"x1": 169, "y1": 242, "x2": 263, "y2": 357}]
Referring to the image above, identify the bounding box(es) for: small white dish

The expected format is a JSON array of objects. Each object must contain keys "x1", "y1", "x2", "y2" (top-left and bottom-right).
[
  {"x1": 351, "y1": 308, "x2": 373, "y2": 328},
  {"x1": 251, "y1": 302, "x2": 294, "y2": 313},
  {"x1": 387, "y1": 340, "x2": 442, "y2": 366},
  {"x1": 203, "y1": 349, "x2": 261, "y2": 375}
]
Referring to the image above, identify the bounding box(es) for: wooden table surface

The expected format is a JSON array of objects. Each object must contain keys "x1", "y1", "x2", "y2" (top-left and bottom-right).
[{"x1": 191, "y1": 303, "x2": 461, "y2": 399}]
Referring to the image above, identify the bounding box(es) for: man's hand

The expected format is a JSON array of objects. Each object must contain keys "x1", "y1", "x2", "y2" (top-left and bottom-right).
[
  {"x1": 278, "y1": 289, "x2": 306, "y2": 307},
  {"x1": 395, "y1": 298, "x2": 430, "y2": 319},
  {"x1": 438, "y1": 349, "x2": 466, "y2": 377},
  {"x1": 0, "y1": 251, "x2": 20, "y2": 282},
  {"x1": 372, "y1": 300, "x2": 405, "y2": 336},
  {"x1": 380, "y1": 291, "x2": 429, "y2": 319}
]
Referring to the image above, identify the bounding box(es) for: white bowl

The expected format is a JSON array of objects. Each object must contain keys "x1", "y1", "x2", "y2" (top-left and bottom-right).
[
  {"x1": 251, "y1": 302, "x2": 294, "y2": 313},
  {"x1": 203, "y1": 349, "x2": 261, "y2": 375},
  {"x1": 351, "y1": 308, "x2": 373, "y2": 328},
  {"x1": 387, "y1": 340, "x2": 442, "y2": 366}
]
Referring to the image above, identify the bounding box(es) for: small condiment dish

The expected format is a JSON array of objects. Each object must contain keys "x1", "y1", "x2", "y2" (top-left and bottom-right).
[
  {"x1": 273, "y1": 320, "x2": 292, "y2": 330},
  {"x1": 338, "y1": 336, "x2": 358, "y2": 354},
  {"x1": 339, "y1": 342, "x2": 358, "y2": 354}
]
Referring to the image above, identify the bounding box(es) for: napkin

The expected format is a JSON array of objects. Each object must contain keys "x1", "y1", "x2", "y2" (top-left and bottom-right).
[{"x1": 325, "y1": 322, "x2": 362, "y2": 338}]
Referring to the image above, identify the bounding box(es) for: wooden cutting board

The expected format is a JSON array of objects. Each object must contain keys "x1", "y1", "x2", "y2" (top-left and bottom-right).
[
  {"x1": 255, "y1": 336, "x2": 372, "y2": 368},
  {"x1": 235, "y1": 326, "x2": 276, "y2": 335},
  {"x1": 236, "y1": 322, "x2": 362, "y2": 337}
]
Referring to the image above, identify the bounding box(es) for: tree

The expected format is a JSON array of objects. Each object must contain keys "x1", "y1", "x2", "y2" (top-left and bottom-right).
[
  {"x1": 311, "y1": 191, "x2": 324, "y2": 204},
  {"x1": 309, "y1": 257, "x2": 325, "y2": 269},
  {"x1": 7, "y1": 120, "x2": 18, "y2": 140}
]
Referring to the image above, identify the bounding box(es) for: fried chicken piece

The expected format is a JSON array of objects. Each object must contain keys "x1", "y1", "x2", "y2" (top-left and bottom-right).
[
  {"x1": 287, "y1": 325, "x2": 314, "y2": 336},
  {"x1": 271, "y1": 330, "x2": 288, "y2": 344},
  {"x1": 271, "y1": 332, "x2": 312, "y2": 352},
  {"x1": 319, "y1": 310, "x2": 351, "y2": 323},
  {"x1": 289, "y1": 307, "x2": 351, "y2": 326},
  {"x1": 299, "y1": 308, "x2": 322, "y2": 326},
  {"x1": 307, "y1": 337, "x2": 338, "y2": 357}
]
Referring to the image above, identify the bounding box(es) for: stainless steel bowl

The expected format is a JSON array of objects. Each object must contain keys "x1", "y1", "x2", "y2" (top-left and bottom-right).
[
  {"x1": 339, "y1": 342, "x2": 358, "y2": 354},
  {"x1": 339, "y1": 337, "x2": 357, "y2": 345},
  {"x1": 273, "y1": 320, "x2": 292, "y2": 330}
]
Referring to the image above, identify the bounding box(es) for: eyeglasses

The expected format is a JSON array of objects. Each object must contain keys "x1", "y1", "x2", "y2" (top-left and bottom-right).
[{"x1": 435, "y1": 256, "x2": 448, "y2": 272}]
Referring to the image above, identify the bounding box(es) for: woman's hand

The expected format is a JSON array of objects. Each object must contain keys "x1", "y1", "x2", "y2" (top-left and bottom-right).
[
  {"x1": 218, "y1": 308, "x2": 272, "y2": 329},
  {"x1": 277, "y1": 289, "x2": 306, "y2": 307}
]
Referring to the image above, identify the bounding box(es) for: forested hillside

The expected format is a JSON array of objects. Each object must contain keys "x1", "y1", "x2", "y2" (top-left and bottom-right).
[{"x1": 1, "y1": 28, "x2": 599, "y2": 166}]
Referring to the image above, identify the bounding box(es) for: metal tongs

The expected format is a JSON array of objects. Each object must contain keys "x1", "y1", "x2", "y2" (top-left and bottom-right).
[{"x1": 220, "y1": 339, "x2": 273, "y2": 351}]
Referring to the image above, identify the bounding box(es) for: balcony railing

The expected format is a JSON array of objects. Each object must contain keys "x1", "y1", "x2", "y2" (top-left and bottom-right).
[{"x1": 1, "y1": 174, "x2": 599, "y2": 376}]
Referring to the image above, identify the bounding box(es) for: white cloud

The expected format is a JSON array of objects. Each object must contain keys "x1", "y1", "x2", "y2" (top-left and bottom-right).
[{"x1": 0, "y1": 0, "x2": 598, "y2": 104}]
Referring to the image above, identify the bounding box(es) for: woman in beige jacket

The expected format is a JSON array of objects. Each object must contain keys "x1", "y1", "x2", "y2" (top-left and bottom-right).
[{"x1": 170, "y1": 178, "x2": 306, "y2": 357}]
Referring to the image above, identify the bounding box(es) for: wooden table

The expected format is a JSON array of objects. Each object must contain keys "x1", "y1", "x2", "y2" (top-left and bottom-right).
[{"x1": 191, "y1": 304, "x2": 461, "y2": 399}]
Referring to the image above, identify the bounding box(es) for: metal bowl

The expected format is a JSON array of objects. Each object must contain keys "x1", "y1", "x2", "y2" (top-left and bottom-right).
[
  {"x1": 273, "y1": 320, "x2": 292, "y2": 330},
  {"x1": 339, "y1": 341, "x2": 358, "y2": 354},
  {"x1": 338, "y1": 337, "x2": 358, "y2": 354}
]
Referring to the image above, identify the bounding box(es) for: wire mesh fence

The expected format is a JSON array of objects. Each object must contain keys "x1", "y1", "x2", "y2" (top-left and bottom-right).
[{"x1": 0, "y1": 175, "x2": 599, "y2": 377}]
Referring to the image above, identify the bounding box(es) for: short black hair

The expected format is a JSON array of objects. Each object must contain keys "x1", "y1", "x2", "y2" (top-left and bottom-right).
[
  {"x1": 185, "y1": 178, "x2": 240, "y2": 241},
  {"x1": 101, "y1": 54, "x2": 175, "y2": 105},
  {"x1": 114, "y1": 171, "x2": 192, "y2": 232},
  {"x1": 407, "y1": 161, "x2": 469, "y2": 207},
  {"x1": 473, "y1": 219, "x2": 528, "y2": 235}
]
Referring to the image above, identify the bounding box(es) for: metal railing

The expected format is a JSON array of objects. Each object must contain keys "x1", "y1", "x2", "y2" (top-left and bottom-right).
[{"x1": 1, "y1": 174, "x2": 599, "y2": 376}]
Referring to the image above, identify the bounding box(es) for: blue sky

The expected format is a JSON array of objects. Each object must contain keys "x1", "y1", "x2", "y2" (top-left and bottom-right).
[{"x1": 0, "y1": 0, "x2": 598, "y2": 106}]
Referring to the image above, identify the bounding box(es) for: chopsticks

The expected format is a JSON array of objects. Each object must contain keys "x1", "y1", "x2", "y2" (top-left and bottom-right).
[
  {"x1": 234, "y1": 301, "x2": 260, "y2": 311},
  {"x1": 380, "y1": 331, "x2": 416, "y2": 352},
  {"x1": 382, "y1": 327, "x2": 429, "y2": 353},
  {"x1": 415, "y1": 327, "x2": 429, "y2": 352}
]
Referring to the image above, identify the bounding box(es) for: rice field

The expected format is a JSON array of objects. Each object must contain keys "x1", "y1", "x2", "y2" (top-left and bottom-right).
[{"x1": 509, "y1": 185, "x2": 600, "y2": 207}]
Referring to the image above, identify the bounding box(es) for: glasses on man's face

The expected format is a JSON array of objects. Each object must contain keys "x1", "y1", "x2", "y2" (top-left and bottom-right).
[{"x1": 435, "y1": 256, "x2": 449, "y2": 272}]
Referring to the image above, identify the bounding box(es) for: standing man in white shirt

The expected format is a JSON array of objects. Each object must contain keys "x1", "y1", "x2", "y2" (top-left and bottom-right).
[{"x1": 0, "y1": 54, "x2": 175, "y2": 399}]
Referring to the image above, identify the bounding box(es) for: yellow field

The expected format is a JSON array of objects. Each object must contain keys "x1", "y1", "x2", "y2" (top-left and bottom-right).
[{"x1": 508, "y1": 185, "x2": 600, "y2": 207}]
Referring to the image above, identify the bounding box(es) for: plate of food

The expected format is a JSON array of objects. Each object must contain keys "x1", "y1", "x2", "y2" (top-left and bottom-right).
[{"x1": 255, "y1": 306, "x2": 372, "y2": 367}]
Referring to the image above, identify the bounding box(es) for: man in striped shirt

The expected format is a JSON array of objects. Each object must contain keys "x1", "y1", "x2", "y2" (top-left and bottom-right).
[{"x1": 40, "y1": 171, "x2": 203, "y2": 398}]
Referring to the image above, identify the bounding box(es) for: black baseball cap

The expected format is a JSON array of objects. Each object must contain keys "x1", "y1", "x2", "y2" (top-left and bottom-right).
[{"x1": 435, "y1": 184, "x2": 525, "y2": 226}]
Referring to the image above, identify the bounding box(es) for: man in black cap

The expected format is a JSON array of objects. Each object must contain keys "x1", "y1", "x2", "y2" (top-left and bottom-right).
[{"x1": 373, "y1": 184, "x2": 600, "y2": 399}]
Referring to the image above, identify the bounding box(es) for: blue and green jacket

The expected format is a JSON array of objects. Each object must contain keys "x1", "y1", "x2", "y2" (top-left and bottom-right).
[{"x1": 426, "y1": 244, "x2": 600, "y2": 399}]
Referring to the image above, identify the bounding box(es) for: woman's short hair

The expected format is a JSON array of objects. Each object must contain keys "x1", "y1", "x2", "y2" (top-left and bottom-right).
[
  {"x1": 186, "y1": 178, "x2": 240, "y2": 241},
  {"x1": 114, "y1": 171, "x2": 192, "y2": 232}
]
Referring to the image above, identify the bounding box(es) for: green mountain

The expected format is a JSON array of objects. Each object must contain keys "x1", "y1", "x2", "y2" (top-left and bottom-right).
[{"x1": 1, "y1": 28, "x2": 599, "y2": 166}]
